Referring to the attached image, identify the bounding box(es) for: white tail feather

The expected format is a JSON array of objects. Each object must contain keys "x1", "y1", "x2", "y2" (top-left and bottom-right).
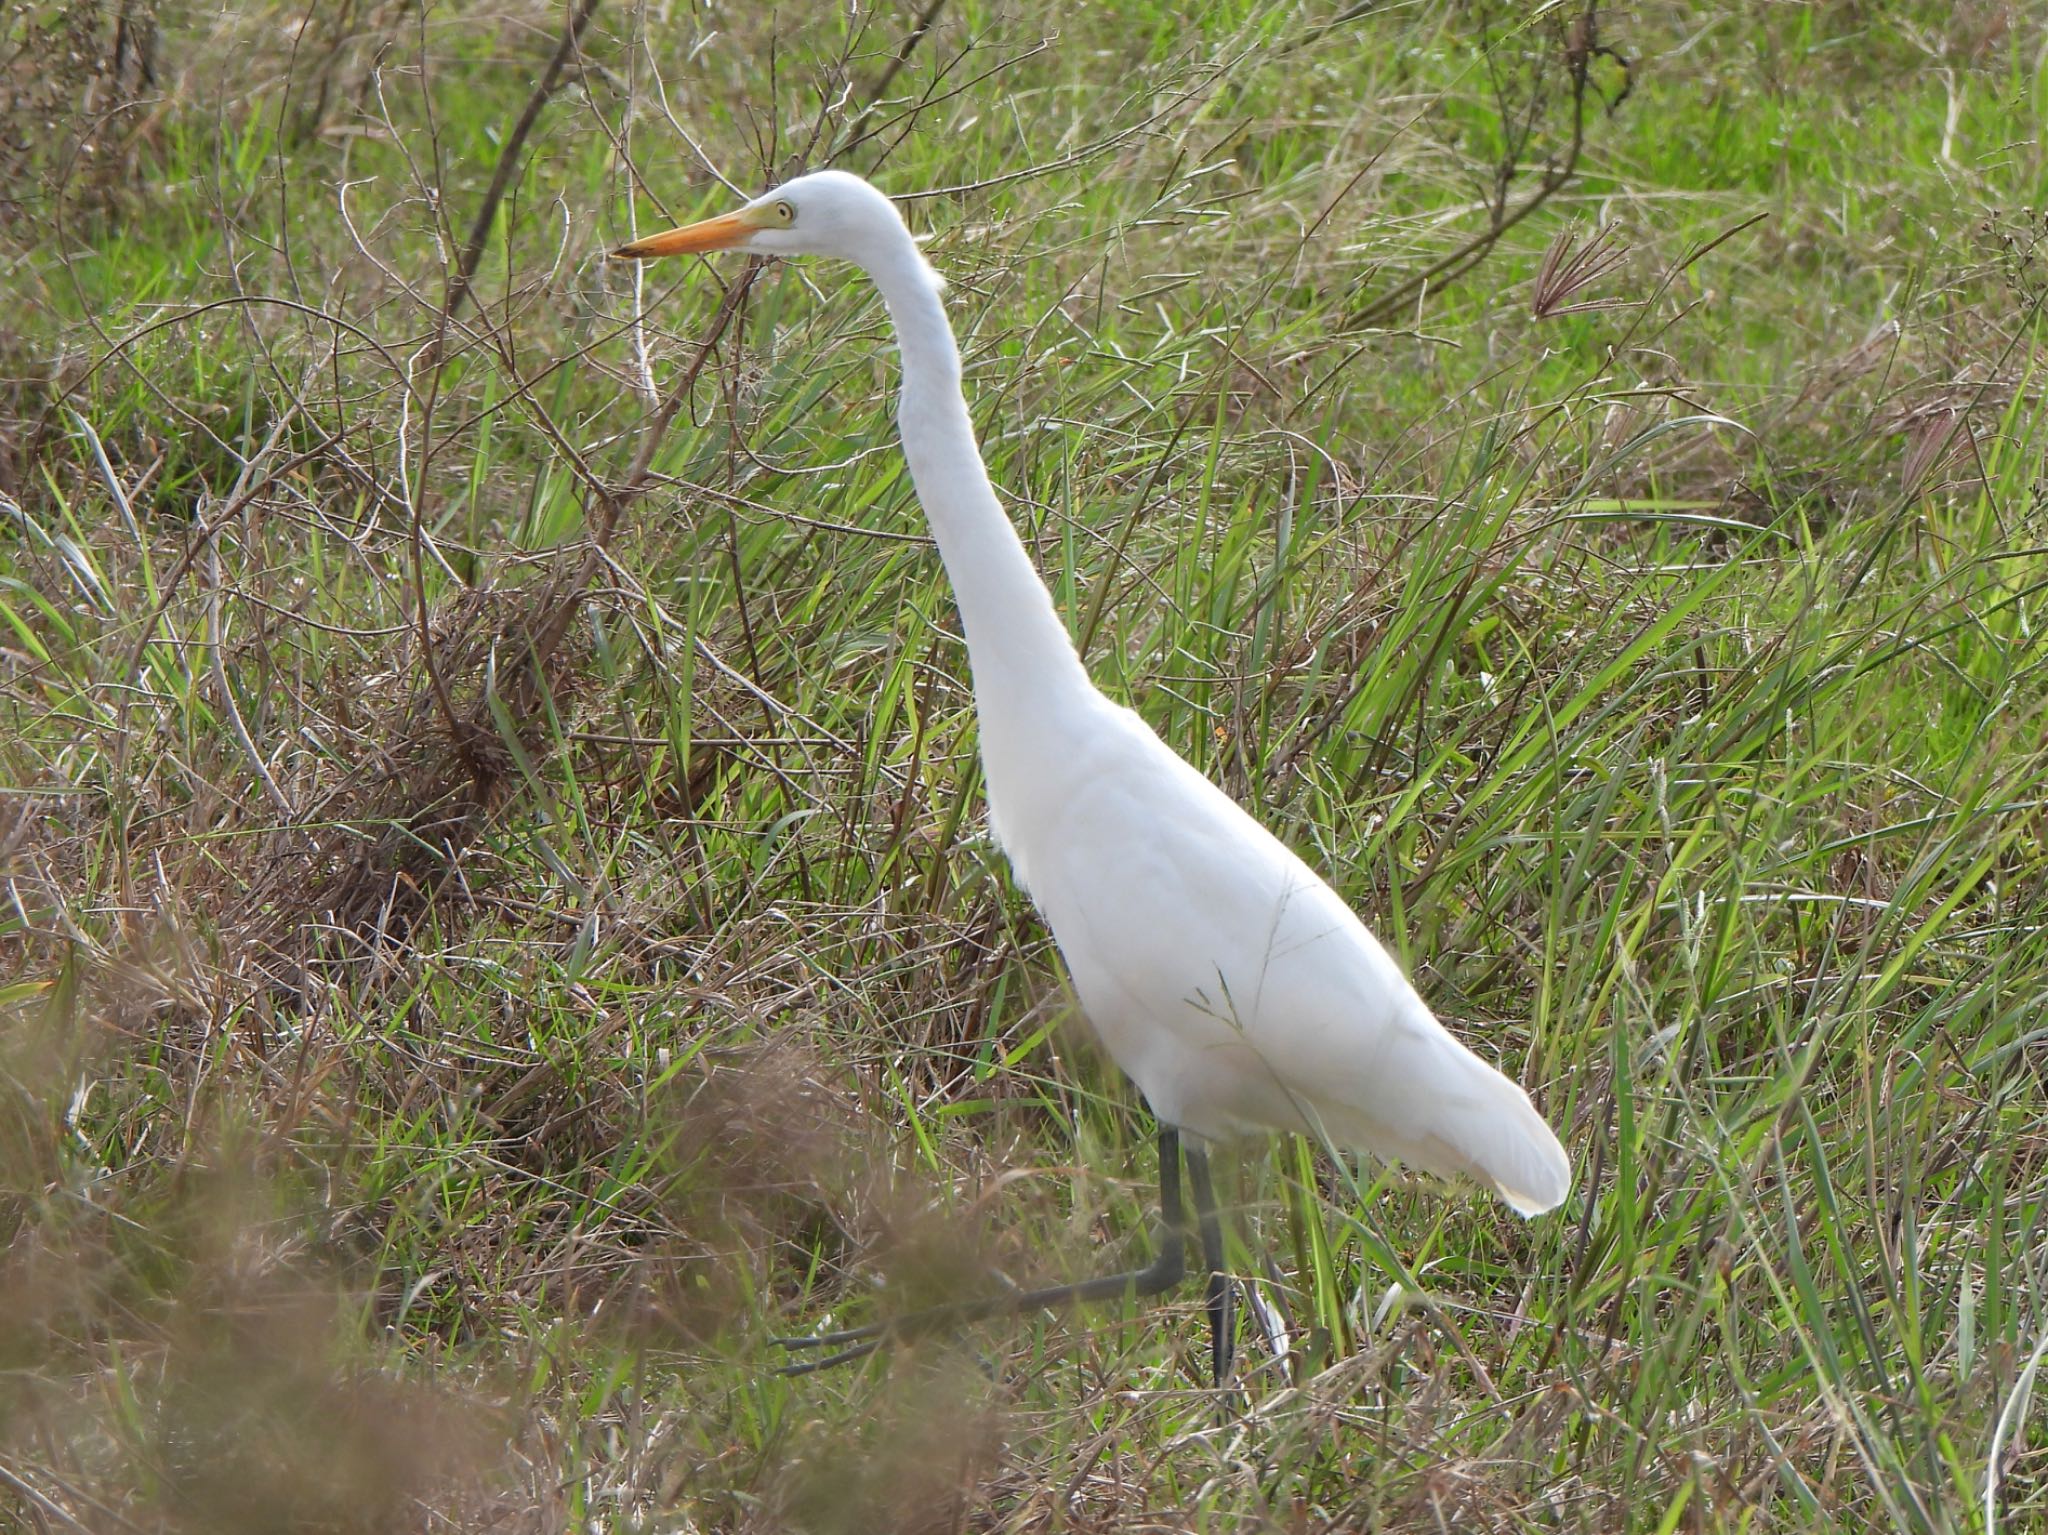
[
  {"x1": 1325, "y1": 1023, "x2": 1571, "y2": 1217},
  {"x1": 1419, "y1": 1065, "x2": 1571, "y2": 1216}
]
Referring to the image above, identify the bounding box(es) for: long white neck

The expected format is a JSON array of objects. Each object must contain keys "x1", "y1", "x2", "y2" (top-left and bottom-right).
[{"x1": 862, "y1": 242, "x2": 1095, "y2": 724}]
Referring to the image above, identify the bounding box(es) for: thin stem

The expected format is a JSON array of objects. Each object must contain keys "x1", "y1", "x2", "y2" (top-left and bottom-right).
[{"x1": 441, "y1": 0, "x2": 606, "y2": 328}]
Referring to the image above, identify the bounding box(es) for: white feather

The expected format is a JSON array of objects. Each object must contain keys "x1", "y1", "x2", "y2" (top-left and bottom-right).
[{"x1": 648, "y1": 168, "x2": 1572, "y2": 1219}]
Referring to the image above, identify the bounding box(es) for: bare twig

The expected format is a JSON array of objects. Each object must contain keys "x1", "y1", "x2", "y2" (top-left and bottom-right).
[
  {"x1": 1344, "y1": 0, "x2": 1630, "y2": 331},
  {"x1": 521, "y1": 260, "x2": 765, "y2": 675},
  {"x1": 829, "y1": 0, "x2": 951, "y2": 164},
  {"x1": 205, "y1": 410, "x2": 303, "y2": 822},
  {"x1": 439, "y1": 0, "x2": 606, "y2": 331}
]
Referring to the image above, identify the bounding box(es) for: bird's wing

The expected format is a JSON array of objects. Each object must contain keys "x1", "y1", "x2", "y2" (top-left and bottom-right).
[{"x1": 1018, "y1": 707, "x2": 1569, "y2": 1214}]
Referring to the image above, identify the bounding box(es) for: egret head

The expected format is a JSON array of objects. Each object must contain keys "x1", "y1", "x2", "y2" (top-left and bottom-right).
[{"x1": 610, "y1": 169, "x2": 938, "y2": 286}]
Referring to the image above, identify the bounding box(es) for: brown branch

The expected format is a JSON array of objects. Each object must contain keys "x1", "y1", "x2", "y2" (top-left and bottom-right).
[
  {"x1": 1343, "y1": 0, "x2": 1629, "y2": 332},
  {"x1": 440, "y1": 0, "x2": 605, "y2": 330},
  {"x1": 829, "y1": 0, "x2": 950, "y2": 163},
  {"x1": 521, "y1": 260, "x2": 764, "y2": 679}
]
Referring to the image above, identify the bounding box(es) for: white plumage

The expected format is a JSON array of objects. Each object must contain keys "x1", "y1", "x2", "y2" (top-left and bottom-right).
[
  {"x1": 1007, "y1": 699, "x2": 1570, "y2": 1216},
  {"x1": 614, "y1": 170, "x2": 1570, "y2": 1372}
]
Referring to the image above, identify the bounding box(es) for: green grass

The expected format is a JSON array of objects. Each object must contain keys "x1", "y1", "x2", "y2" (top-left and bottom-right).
[{"x1": 3, "y1": 0, "x2": 2046, "y2": 1529}]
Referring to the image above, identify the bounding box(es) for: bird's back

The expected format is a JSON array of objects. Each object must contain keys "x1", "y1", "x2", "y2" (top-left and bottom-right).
[{"x1": 987, "y1": 695, "x2": 1570, "y2": 1216}]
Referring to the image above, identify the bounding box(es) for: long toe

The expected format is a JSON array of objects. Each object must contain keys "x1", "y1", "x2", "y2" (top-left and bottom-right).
[
  {"x1": 774, "y1": 1338, "x2": 887, "y2": 1376},
  {"x1": 772, "y1": 1321, "x2": 889, "y2": 1350}
]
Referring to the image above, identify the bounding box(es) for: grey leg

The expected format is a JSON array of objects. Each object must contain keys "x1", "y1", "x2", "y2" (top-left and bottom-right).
[
  {"x1": 1185, "y1": 1141, "x2": 1233, "y2": 1387},
  {"x1": 775, "y1": 1126, "x2": 1190, "y2": 1375}
]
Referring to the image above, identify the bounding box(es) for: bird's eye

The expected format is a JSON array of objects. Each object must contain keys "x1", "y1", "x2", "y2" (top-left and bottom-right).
[{"x1": 774, "y1": 200, "x2": 795, "y2": 225}]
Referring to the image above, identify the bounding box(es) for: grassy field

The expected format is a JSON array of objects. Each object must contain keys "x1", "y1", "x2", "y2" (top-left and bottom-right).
[{"x1": 3, "y1": 0, "x2": 2046, "y2": 1528}]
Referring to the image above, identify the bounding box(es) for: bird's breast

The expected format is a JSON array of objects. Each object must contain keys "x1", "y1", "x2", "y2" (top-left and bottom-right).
[{"x1": 994, "y1": 718, "x2": 1417, "y2": 1138}]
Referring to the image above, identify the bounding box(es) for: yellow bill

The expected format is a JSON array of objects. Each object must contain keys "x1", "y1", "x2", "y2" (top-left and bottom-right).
[{"x1": 609, "y1": 206, "x2": 766, "y2": 261}]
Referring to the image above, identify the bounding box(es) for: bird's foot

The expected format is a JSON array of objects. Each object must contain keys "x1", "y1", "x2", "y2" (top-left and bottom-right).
[
  {"x1": 773, "y1": 1247, "x2": 1190, "y2": 1378},
  {"x1": 770, "y1": 1296, "x2": 996, "y2": 1376},
  {"x1": 770, "y1": 1326, "x2": 891, "y2": 1376}
]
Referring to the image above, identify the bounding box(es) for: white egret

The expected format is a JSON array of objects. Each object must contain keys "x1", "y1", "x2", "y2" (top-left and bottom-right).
[{"x1": 612, "y1": 170, "x2": 1570, "y2": 1384}]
